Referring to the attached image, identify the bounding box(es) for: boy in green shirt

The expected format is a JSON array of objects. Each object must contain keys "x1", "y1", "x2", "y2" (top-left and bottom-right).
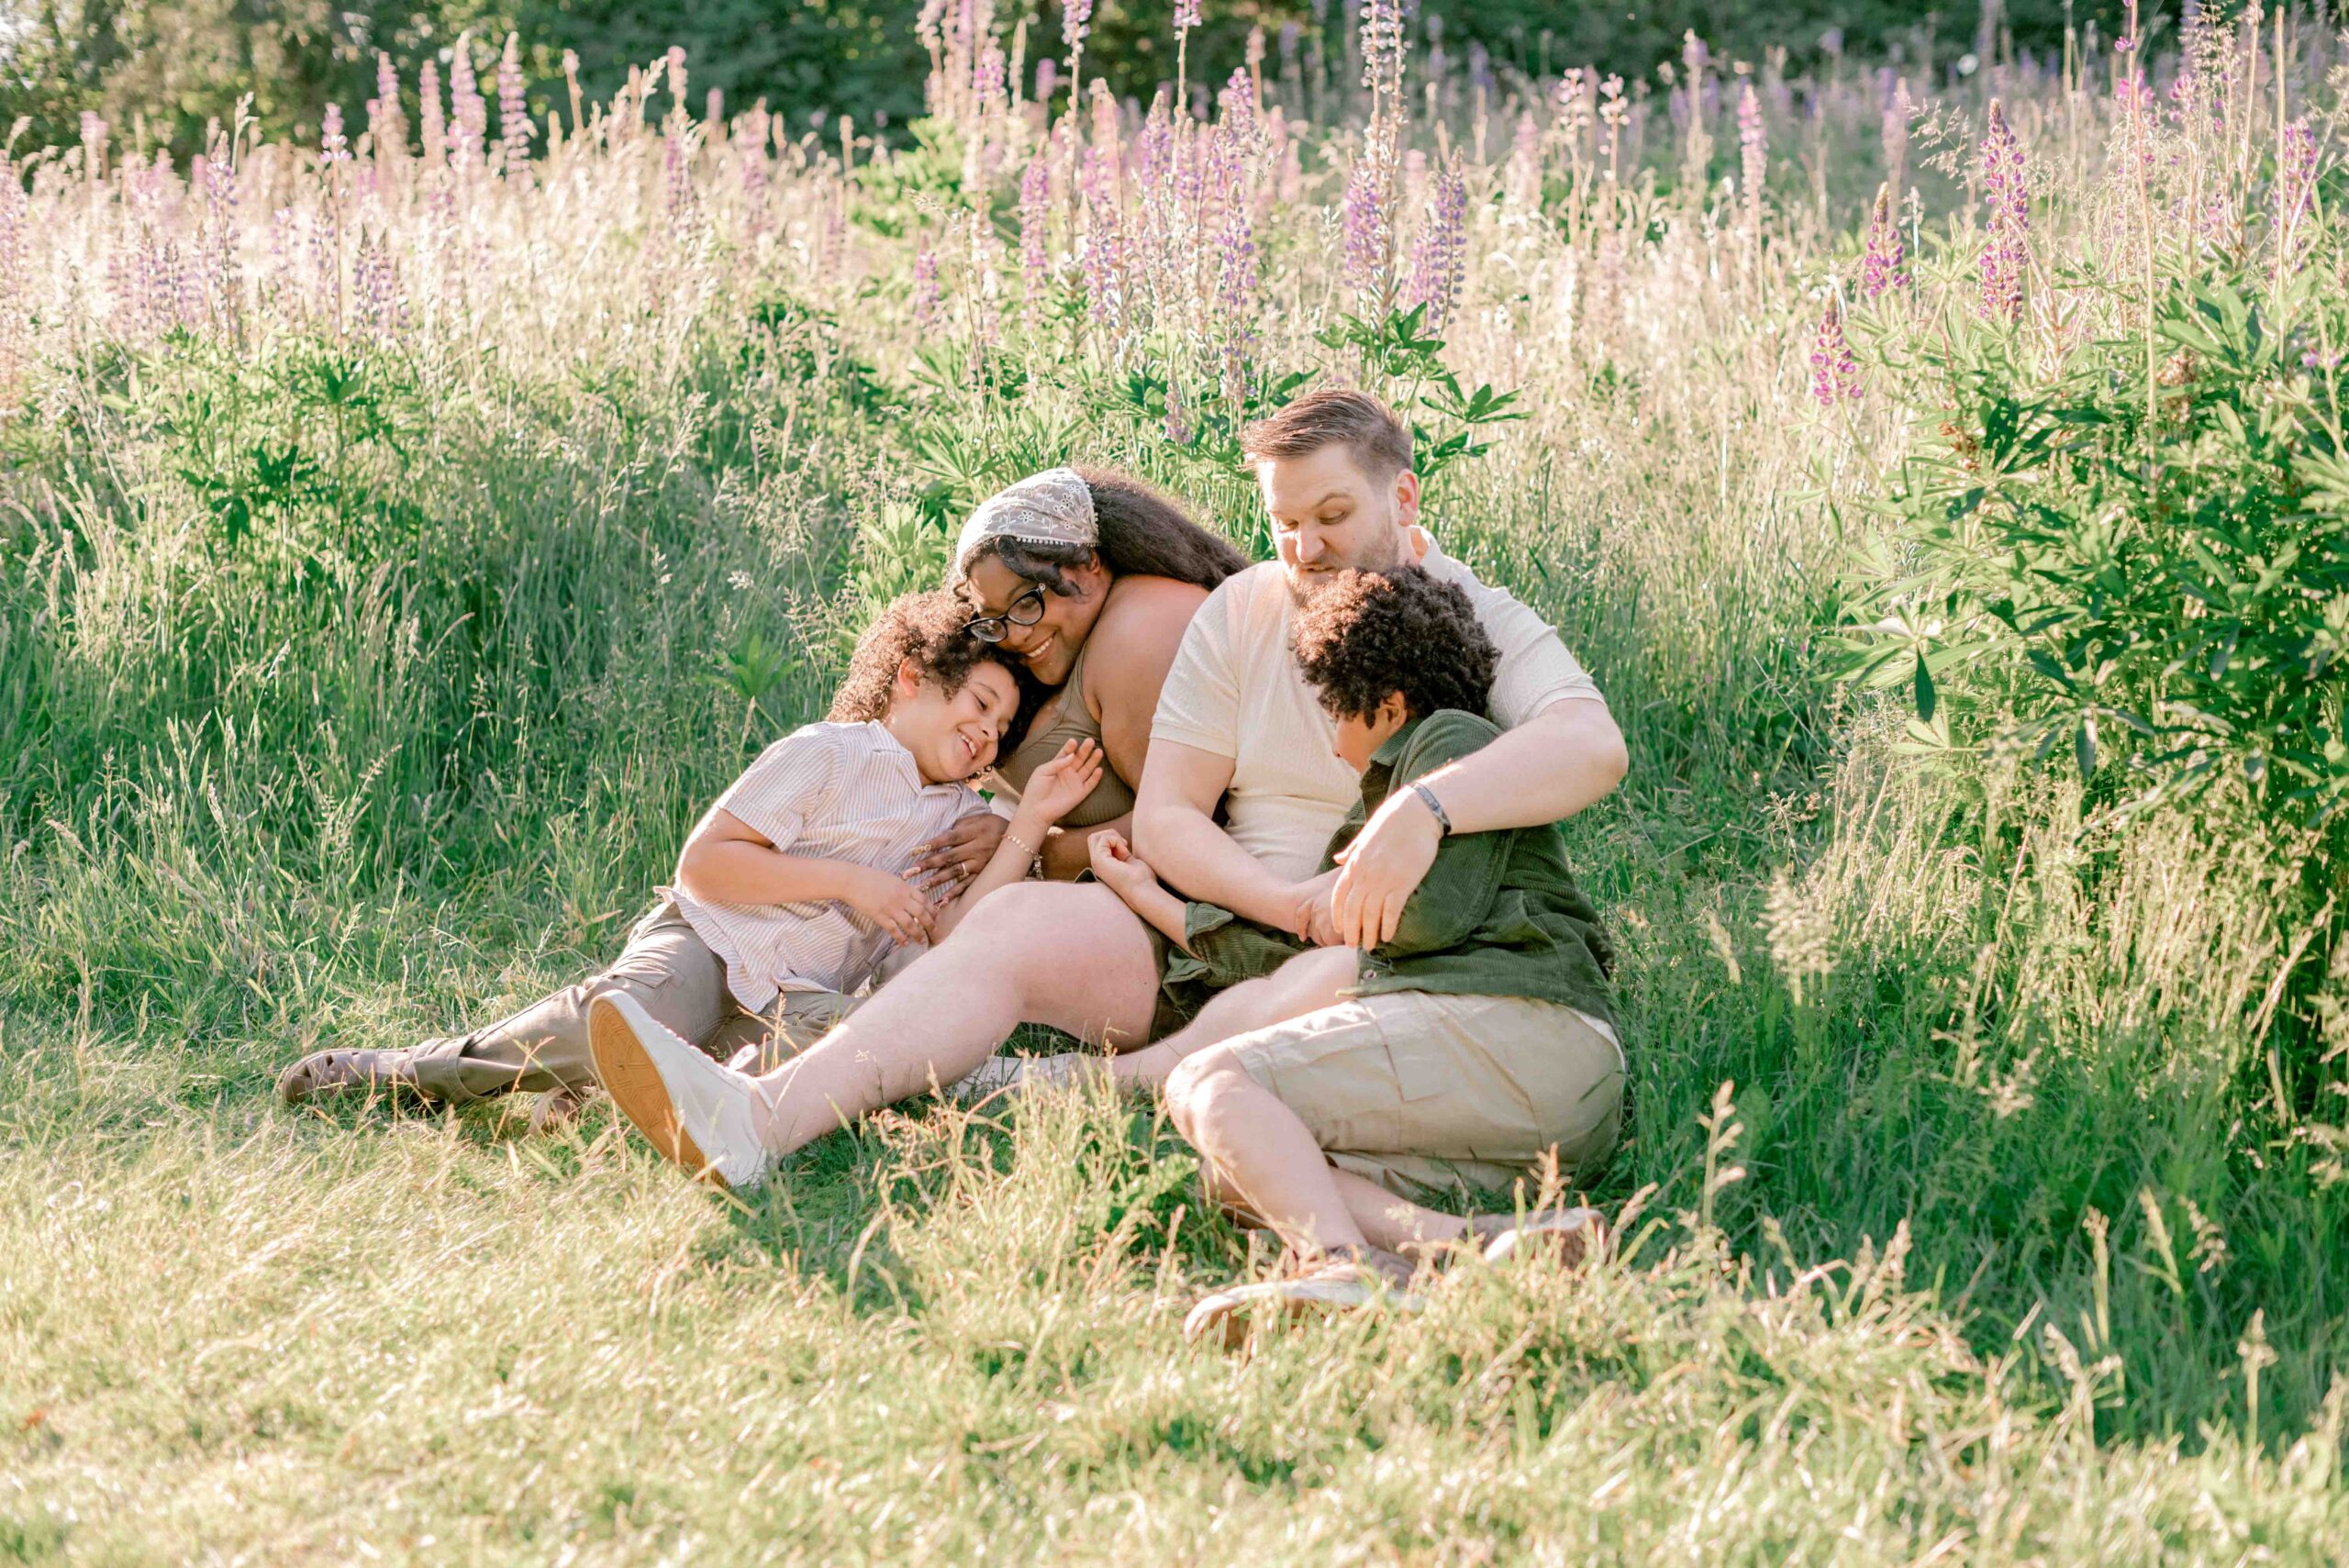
[{"x1": 1020, "y1": 564, "x2": 1624, "y2": 1339}]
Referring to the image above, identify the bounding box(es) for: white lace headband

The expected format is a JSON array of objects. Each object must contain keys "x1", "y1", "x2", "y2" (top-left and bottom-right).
[{"x1": 951, "y1": 467, "x2": 1098, "y2": 584}]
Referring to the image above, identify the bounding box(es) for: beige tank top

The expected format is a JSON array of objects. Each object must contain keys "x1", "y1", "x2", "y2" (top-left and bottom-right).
[{"x1": 990, "y1": 638, "x2": 1136, "y2": 828}]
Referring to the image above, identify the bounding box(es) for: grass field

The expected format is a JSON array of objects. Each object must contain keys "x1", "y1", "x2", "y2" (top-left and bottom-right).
[{"x1": 4, "y1": 10, "x2": 2348, "y2": 1561}]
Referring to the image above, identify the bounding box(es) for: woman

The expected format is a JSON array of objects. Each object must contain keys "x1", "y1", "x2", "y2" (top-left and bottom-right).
[{"x1": 914, "y1": 465, "x2": 1246, "y2": 889}]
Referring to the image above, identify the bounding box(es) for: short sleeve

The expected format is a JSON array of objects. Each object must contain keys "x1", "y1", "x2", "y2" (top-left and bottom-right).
[
  {"x1": 1149, "y1": 579, "x2": 1243, "y2": 759},
  {"x1": 1458, "y1": 576, "x2": 1605, "y2": 729},
  {"x1": 711, "y1": 727, "x2": 847, "y2": 850}
]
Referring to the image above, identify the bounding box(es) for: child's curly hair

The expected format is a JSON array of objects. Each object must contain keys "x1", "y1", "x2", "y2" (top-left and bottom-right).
[
  {"x1": 828, "y1": 589, "x2": 1019, "y2": 724},
  {"x1": 1291, "y1": 565, "x2": 1497, "y2": 723}
]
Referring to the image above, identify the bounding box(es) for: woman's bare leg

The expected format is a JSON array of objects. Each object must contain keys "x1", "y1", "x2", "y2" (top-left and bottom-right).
[{"x1": 751, "y1": 882, "x2": 1159, "y2": 1155}]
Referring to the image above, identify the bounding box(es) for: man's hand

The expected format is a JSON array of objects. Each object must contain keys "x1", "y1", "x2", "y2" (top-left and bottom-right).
[
  {"x1": 1330, "y1": 789, "x2": 1442, "y2": 950},
  {"x1": 842, "y1": 864, "x2": 940, "y2": 946},
  {"x1": 910, "y1": 811, "x2": 1009, "y2": 896}
]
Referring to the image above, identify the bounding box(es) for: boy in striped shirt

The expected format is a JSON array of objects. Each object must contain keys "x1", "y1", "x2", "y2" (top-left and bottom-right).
[{"x1": 277, "y1": 590, "x2": 1100, "y2": 1125}]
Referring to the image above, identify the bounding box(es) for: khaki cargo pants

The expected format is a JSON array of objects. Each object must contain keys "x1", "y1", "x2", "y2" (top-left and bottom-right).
[
  {"x1": 1221, "y1": 990, "x2": 1626, "y2": 1202},
  {"x1": 409, "y1": 900, "x2": 861, "y2": 1102}
]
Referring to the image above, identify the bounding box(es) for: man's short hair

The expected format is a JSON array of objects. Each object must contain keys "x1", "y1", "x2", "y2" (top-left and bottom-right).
[
  {"x1": 1239, "y1": 388, "x2": 1414, "y2": 483},
  {"x1": 1291, "y1": 565, "x2": 1497, "y2": 723}
]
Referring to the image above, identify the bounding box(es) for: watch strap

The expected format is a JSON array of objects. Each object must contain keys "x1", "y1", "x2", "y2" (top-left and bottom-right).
[{"x1": 1409, "y1": 781, "x2": 1453, "y2": 836}]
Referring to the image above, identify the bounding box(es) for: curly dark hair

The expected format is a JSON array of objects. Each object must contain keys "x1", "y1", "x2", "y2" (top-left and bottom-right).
[
  {"x1": 1291, "y1": 565, "x2": 1497, "y2": 724},
  {"x1": 828, "y1": 588, "x2": 1019, "y2": 724},
  {"x1": 969, "y1": 466, "x2": 1249, "y2": 601}
]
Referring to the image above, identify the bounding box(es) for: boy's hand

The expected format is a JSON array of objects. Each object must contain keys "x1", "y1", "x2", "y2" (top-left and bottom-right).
[
  {"x1": 843, "y1": 864, "x2": 938, "y2": 946},
  {"x1": 1086, "y1": 828, "x2": 1157, "y2": 902},
  {"x1": 1289, "y1": 868, "x2": 1341, "y2": 946},
  {"x1": 1019, "y1": 738, "x2": 1105, "y2": 826}
]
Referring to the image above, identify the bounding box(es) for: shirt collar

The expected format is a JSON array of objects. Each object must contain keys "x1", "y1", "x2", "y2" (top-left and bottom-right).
[
  {"x1": 867, "y1": 720, "x2": 963, "y2": 792},
  {"x1": 1369, "y1": 716, "x2": 1423, "y2": 771}
]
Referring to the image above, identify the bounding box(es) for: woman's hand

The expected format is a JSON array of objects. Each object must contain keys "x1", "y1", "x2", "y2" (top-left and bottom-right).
[
  {"x1": 1017, "y1": 738, "x2": 1105, "y2": 828},
  {"x1": 910, "y1": 811, "x2": 1009, "y2": 895},
  {"x1": 1086, "y1": 828, "x2": 1158, "y2": 902},
  {"x1": 841, "y1": 864, "x2": 940, "y2": 946}
]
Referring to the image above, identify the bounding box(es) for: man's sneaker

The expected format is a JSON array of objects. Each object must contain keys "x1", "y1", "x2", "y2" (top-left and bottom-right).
[
  {"x1": 1476, "y1": 1207, "x2": 1607, "y2": 1268},
  {"x1": 277, "y1": 1047, "x2": 423, "y2": 1106},
  {"x1": 1182, "y1": 1250, "x2": 1424, "y2": 1350},
  {"x1": 586, "y1": 993, "x2": 771, "y2": 1192}
]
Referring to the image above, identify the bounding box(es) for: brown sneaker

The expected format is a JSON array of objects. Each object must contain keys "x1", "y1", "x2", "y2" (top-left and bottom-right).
[
  {"x1": 276, "y1": 1047, "x2": 424, "y2": 1106},
  {"x1": 527, "y1": 1084, "x2": 596, "y2": 1135},
  {"x1": 1182, "y1": 1248, "x2": 1423, "y2": 1350}
]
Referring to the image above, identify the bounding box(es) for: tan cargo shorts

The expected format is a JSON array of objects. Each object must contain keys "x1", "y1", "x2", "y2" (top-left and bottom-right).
[{"x1": 1220, "y1": 989, "x2": 1626, "y2": 1201}]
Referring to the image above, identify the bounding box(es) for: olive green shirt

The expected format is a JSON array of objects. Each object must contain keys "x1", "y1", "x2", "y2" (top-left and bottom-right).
[{"x1": 1160, "y1": 709, "x2": 1616, "y2": 1027}]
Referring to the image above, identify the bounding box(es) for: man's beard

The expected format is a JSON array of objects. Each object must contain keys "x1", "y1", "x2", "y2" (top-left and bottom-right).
[{"x1": 1283, "y1": 526, "x2": 1405, "y2": 605}]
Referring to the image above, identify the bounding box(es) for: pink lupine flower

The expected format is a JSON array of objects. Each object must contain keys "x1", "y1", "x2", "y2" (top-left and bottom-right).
[
  {"x1": 1979, "y1": 99, "x2": 2028, "y2": 326},
  {"x1": 354, "y1": 229, "x2": 406, "y2": 339},
  {"x1": 497, "y1": 34, "x2": 532, "y2": 177},
  {"x1": 667, "y1": 47, "x2": 687, "y2": 106},
  {"x1": 320, "y1": 105, "x2": 350, "y2": 165},
  {"x1": 1063, "y1": 0, "x2": 1094, "y2": 53},
  {"x1": 1810, "y1": 296, "x2": 1861, "y2": 405},
  {"x1": 1174, "y1": 0, "x2": 1201, "y2": 33},
  {"x1": 1359, "y1": 0, "x2": 1406, "y2": 99},
  {"x1": 1738, "y1": 83, "x2": 1766, "y2": 228},
  {"x1": 735, "y1": 107, "x2": 772, "y2": 230},
  {"x1": 1404, "y1": 164, "x2": 1467, "y2": 330},
  {"x1": 420, "y1": 62, "x2": 446, "y2": 168},
  {"x1": 1035, "y1": 58, "x2": 1059, "y2": 106},
  {"x1": 80, "y1": 113, "x2": 106, "y2": 180},
  {"x1": 662, "y1": 126, "x2": 698, "y2": 228},
  {"x1": 450, "y1": 42, "x2": 486, "y2": 174},
  {"x1": 1861, "y1": 183, "x2": 1908, "y2": 299},
  {"x1": 0, "y1": 154, "x2": 28, "y2": 380},
  {"x1": 373, "y1": 52, "x2": 405, "y2": 156}
]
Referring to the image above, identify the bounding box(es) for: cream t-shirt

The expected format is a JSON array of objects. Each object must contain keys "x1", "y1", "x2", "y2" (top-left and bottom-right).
[{"x1": 1150, "y1": 539, "x2": 1607, "y2": 885}]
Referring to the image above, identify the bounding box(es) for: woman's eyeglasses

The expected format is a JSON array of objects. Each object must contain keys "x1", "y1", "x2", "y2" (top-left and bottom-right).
[{"x1": 963, "y1": 585, "x2": 1048, "y2": 644}]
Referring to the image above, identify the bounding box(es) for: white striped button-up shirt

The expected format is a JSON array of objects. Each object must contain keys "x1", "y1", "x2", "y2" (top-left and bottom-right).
[{"x1": 662, "y1": 721, "x2": 986, "y2": 1014}]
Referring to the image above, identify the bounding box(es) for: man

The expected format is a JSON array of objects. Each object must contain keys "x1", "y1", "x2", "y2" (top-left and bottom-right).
[{"x1": 586, "y1": 390, "x2": 1631, "y2": 1246}]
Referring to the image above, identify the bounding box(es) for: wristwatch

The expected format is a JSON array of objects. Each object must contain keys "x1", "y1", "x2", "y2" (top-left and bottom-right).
[{"x1": 1409, "y1": 781, "x2": 1453, "y2": 836}]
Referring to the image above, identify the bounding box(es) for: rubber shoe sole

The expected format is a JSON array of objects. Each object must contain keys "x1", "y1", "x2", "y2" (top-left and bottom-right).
[{"x1": 587, "y1": 995, "x2": 720, "y2": 1191}]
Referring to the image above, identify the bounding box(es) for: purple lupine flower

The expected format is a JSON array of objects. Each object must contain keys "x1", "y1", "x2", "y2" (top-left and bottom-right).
[
  {"x1": 1063, "y1": 0, "x2": 1094, "y2": 53},
  {"x1": 320, "y1": 104, "x2": 350, "y2": 164},
  {"x1": 1341, "y1": 159, "x2": 1387, "y2": 300},
  {"x1": 450, "y1": 42, "x2": 486, "y2": 174},
  {"x1": 1468, "y1": 41, "x2": 1492, "y2": 96},
  {"x1": 1738, "y1": 83, "x2": 1765, "y2": 225},
  {"x1": 912, "y1": 243, "x2": 941, "y2": 327},
  {"x1": 2275, "y1": 118, "x2": 2320, "y2": 272},
  {"x1": 354, "y1": 229, "x2": 406, "y2": 338},
  {"x1": 1881, "y1": 95, "x2": 1908, "y2": 195},
  {"x1": 1810, "y1": 296, "x2": 1860, "y2": 405},
  {"x1": 1861, "y1": 183, "x2": 1908, "y2": 299},
  {"x1": 1174, "y1": 0, "x2": 1202, "y2": 33},
  {"x1": 419, "y1": 62, "x2": 446, "y2": 167},
  {"x1": 200, "y1": 135, "x2": 240, "y2": 334},
  {"x1": 1979, "y1": 99, "x2": 2027, "y2": 325},
  {"x1": 1077, "y1": 145, "x2": 1124, "y2": 328},
  {"x1": 1219, "y1": 68, "x2": 1256, "y2": 144},
  {"x1": 1279, "y1": 21, "x2": 1302, "y2": 72},
  {"x1": 1404, "y1": 163, "x2": 1467, "y2": 329},
  {"x1": 1019, "y1": 152, "x2": 1052, "y2": 301},
  {"x1": 497, "y1": 34, "x2": 532, "y2": 177}
]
